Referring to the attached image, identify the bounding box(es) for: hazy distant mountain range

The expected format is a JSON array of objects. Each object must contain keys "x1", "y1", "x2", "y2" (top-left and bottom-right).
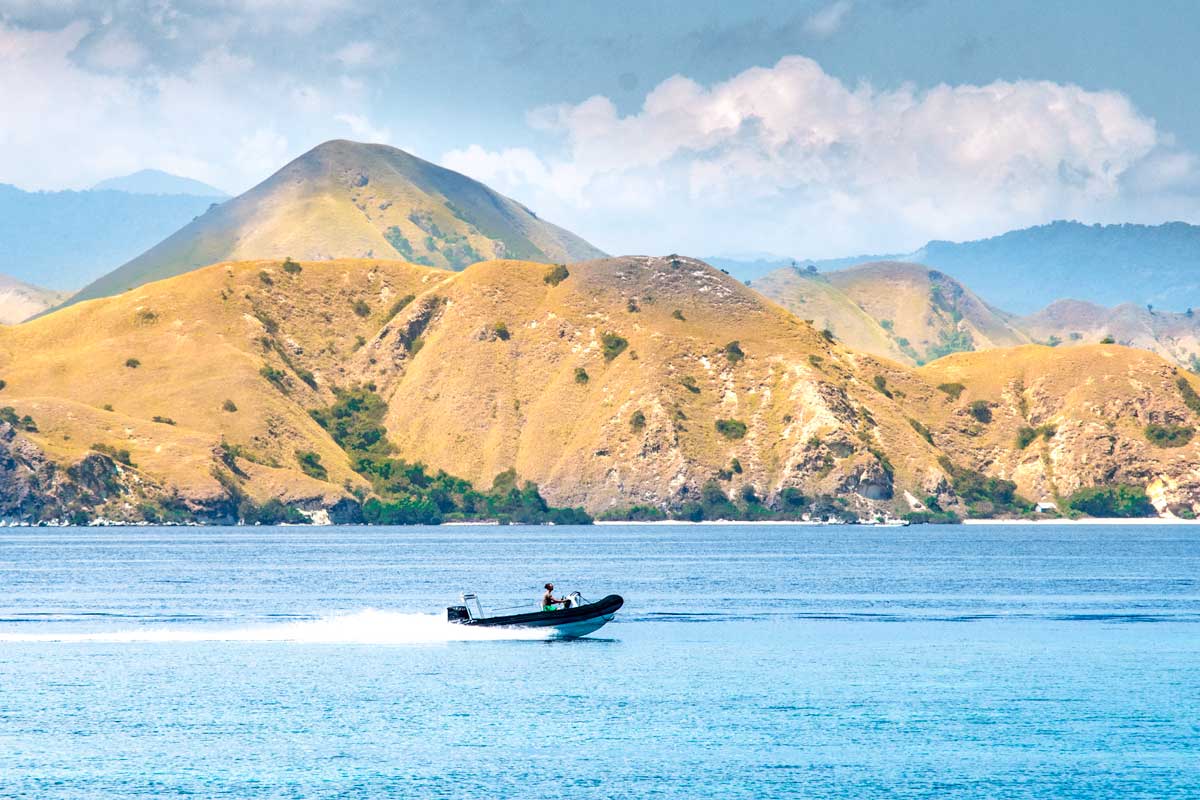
[
  {"x1": 720, "y1": 220, "x2": 1200, "y2": 315},
  {"x1": 92, "y1": 169, "x2": 228, "y2": 197},
  {"x1": 0, "y1": 180, "x2": 223, "y2": 293}
]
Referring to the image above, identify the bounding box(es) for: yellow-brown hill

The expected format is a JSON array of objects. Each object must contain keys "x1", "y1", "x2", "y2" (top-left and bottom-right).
[
  {"x1": 3, "y1": 256, "x2": 1200, "y2": 521},
  {"x1": 63, "y1": 140, "x2": 605, "y2": 309},
  {"x1": 754, "y1": 261, "x2": 1029, "y2": 365},
  {"x1": 0, "y1": 273, "x2": 68, "y2": 324},
  {"x1": 1020, "y1": 299, "x2": 1200, "y2": 370}
]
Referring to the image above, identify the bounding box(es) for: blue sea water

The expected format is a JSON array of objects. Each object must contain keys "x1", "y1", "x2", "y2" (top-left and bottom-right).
[{"x1": 1, "y1": 523, "x2": 1198, "y2": 799}]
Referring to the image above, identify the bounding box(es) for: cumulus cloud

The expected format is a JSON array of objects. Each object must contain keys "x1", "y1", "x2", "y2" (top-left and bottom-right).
[
  {"x1": 0, "y1": 19, "x2": 383, "y2": 192},
  {"x1": 334, "y1": 40, "x2": 375, "y2": 68},
  {"x1": 71, "y1": 22, "x2": 149, "y2": 72},
  {"x1": 443, "y1": 55, "x2": 1198, "y2": 256},
  {"x1": 334, "y1": 112, "x2": 390, "y2": 144},
  {"x1": 804, "y1": 1, "x2": 852, "y2": 38}
]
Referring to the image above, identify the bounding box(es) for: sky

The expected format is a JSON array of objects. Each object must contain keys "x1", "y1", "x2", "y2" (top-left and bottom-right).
[{"x1": 1, "y1": 0, "x2": 1199, "y2": 258}]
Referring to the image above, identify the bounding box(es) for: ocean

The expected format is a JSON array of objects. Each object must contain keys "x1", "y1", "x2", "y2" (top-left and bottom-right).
[{"x1": 1, "y1": 524, "x2": 1198, "y2": 798}]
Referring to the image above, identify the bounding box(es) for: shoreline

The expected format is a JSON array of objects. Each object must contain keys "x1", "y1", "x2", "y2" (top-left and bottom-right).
[
  {"x1": 4, "y1": 517, "x2": 1195, "y2": 528},
  {"x1": 963, "y1": 517, "x2": 1200, "y2": 526},
  {"x1": 594, "y1": 519, "x2": 862, "y2": 526}
]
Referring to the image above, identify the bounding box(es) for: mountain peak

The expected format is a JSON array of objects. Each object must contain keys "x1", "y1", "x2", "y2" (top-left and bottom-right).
[
  {"x1": 62, "y1": 140, "x2": 606, "y2": 308},
  {"x1": 92, "y1": 169, "x2": 227, "y2": 197}
]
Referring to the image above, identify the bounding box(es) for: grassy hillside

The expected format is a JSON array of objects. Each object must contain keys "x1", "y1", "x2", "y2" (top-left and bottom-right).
[
  {"x1": 0, "y1": 274, "x2": 69, "y2": 325},
  {"x1": 754, "y1": 262, "x2": 1029, "y2": 365},
  {"x1": 912, "y1": 345, "x2": 1200, "y2": 512},
  {"x1": 2, "y1": 255, "x2": 1198, "y2": 523},
  {"x1": 65, "y1": 140, "x2": 605, "y2": 308},
  {"x1": 750, "y1": 266, "x2": 909, "y2": 362},
  {"x1": 1021, "y1": 299, "x2": 1200, "y2": 371}
]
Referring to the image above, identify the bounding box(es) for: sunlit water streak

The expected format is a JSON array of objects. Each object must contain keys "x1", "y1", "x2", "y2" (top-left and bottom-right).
[{"x1": 0, "y1": 608, "x2": 549, "y2": 643}]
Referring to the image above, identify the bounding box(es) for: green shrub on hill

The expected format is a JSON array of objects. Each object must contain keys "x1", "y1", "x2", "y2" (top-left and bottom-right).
[
  {"x1": 968, "y1": 400, "x2": 992, "y2": 423},
  {"x1": 0, "y1": 407, "x2": 36, "y2": 432},
  {"x1": 937, "y1": 382, "x2": 965, "y2": 400},
  {"x1": 1016, "y1": 424, "x2": 1056, "y2": 449},
  {"x1": 295, "y1": 450, "x2": 328, "y2": 480},
  {"x1": 601, "y1": 332, "x2": 628, "y2": 361},
  {"x1": 1067, "y1": 485, "x2": 1153, "y2": 518},
  {"x1": 239, "y1": 498, "x2": 308, "y2": 525},
  {"x1": 309, "y1": 387, "x2": 591, "y2": 525},
  {"x1": 1145, "y1": 423, "x2": 1194, "y2": 447},
  {"x1": 926, "y1": 328, "x2": 974, "y2": 361},
  {"x1": 599, "y1": 505, "x2": 668, "y2": 522},
  {"x1": 260, "y1": 365, "x2": 289, "y2": 392},
  {"x1": 938, "y1": 456, "x2": 1028, "y2": 515},
  {"x1": 384, "y1": 294, "x2": 416, "y2": 323},
  {"x1": 384, "y1": 226, "x2": 415, "y2": 259},
  {"x1": 715, "y1": 419, "x2": 747, "y2": 439},
  {"x1": 543, "y1": 264, "x2": 570, "y2": 286},
  {"x1": 1177, "y1": 377, "x2": 1200, "y2": 415},
  {"x1": 909, "y1": 418, "x2": 934, "y2": 444},
  {"x1": 91, "y1": 443, "x2": 134, "y2": 467}
]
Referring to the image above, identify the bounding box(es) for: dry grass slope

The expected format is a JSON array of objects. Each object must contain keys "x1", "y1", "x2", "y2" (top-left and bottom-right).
[
  {"x1": 755, "y1": 262, "x2": 1029, "y2": 365},
  {"x1": 1021, "y1": 299, "x2": 1200, "y2": 370},
  {"x1": 4, "y1": 255, "x2": 1200, "y2": 521}
]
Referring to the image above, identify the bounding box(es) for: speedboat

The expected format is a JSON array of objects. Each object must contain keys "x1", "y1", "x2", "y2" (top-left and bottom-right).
[{"x1": 446, "y1": 591, "x2": 624, "y2": 639}]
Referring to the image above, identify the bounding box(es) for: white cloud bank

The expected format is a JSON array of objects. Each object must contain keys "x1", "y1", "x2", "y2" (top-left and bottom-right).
[
  {"x1": 0, "y1": 20, "x2": 389, "y2": 192},
  {"x1": 443, "y1": 55, "x2": 1199, "y2": 257}
]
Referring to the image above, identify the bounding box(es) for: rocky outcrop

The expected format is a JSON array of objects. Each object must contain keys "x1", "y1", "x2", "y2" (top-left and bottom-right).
[{"x1": 0, "y1": 423, "x2": 137, "y2": 522}]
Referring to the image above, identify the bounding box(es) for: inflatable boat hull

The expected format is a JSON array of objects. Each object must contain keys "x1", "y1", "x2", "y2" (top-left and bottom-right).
[{"x1": 450, "y1": 594, "x2": 623, "y2": 639}]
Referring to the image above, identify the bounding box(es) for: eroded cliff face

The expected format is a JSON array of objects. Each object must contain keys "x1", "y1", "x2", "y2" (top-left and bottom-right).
[
  {"x1": 0, "y1": 422, "x2": 155, "y2": 521},
  {"x1": 911, "y1": 345, "x2": 1200, "y2": 516},
  {"x1": 2, "y1": 256, "x2": 1200, "y2": 523},
  {"x1": 342, "y1": 255, "x2": 925, "y2": 518}
]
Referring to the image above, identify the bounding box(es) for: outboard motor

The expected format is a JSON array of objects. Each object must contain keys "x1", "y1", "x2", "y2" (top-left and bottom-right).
[{"x1": 447, "y1": 592, "x2": 484, "y2": 624}]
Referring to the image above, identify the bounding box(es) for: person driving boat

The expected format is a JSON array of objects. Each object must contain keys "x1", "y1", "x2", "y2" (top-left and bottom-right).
[{"x1": 542, "y1": 582, "x2": 568, "y2": 611}]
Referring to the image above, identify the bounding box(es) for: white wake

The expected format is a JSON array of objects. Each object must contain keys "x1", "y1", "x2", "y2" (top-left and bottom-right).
[{"x1": 0, "y1": 608, "x2": 551, "y2": 644}]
